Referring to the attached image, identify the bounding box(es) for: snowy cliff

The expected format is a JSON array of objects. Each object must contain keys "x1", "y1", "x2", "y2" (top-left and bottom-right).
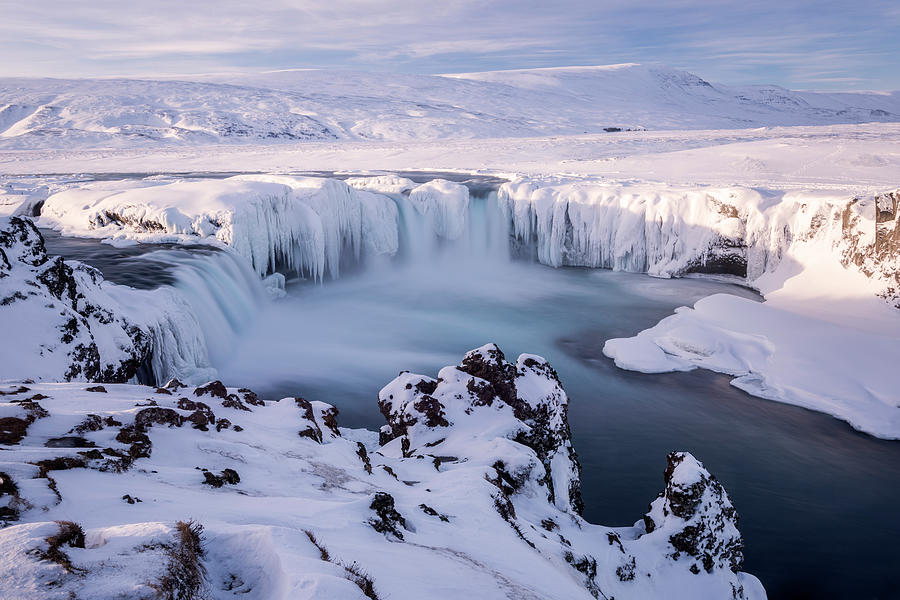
[
  {"x1": 0, "y1": 346, "x2": 764, "y2": 599},
  {"x1": 39, "y1": 175, "x2": 400, "y2": 281},
  {"x1": 0, "y1": 217, "x2": 259, "y2": 386},
  {"x1": 499, "y1": 178, "x2": 900, "y2": 300},
  {"x1": 0, "y1": 216, "x2": 151, "y2": 383}
]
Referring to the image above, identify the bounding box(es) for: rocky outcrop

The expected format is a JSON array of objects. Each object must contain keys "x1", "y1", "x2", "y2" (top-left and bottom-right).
[
  {"x1": 642, "y1": 451, "x2": 744, "y2": 575},
  {"x1": 0, "y1": 217, "x2": 151, "y2": 383},
  {"x1": 379, "y1": 343, "x2": 582, "y2": 514}
]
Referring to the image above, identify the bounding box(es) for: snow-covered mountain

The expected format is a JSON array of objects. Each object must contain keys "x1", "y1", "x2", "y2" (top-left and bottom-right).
[{"x1": 1, "y1": 64, "x2": 898, "y2": 149}]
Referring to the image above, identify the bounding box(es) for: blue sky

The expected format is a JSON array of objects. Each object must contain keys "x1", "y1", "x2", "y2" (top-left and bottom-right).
[{"x1": 2, "y1": 0, "x2": 899, "y2": 90}]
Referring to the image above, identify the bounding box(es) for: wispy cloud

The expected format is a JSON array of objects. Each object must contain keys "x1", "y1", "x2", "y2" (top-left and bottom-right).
[{"x1": 0, "y1": 0, "x2": 897, "y2": 90}]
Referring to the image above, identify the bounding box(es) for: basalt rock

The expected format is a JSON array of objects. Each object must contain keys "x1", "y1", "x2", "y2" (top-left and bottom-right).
[
  {"x1": 134, "y1": 407, "x2": 183, "y2": 430},
  {"x1": 194, "y1": 381, "x2": 228, "y2": 400},
  {"x1": 368, "y1": 492, "x2": 406, "y2": 539},
  {"x1": 642, "y1": 451, "x2": 744, "y2": 574}
]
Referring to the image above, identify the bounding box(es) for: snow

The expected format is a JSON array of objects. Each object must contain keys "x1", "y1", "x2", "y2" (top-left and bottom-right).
[
  {"x1": 1, "y1": 64, "x2": 898, "y2": 150},
  {"x1": 0, "y1": 347, "x2": 764, "y2": 599},
  {"x1": 598, "y1": 184, "x2": 900, "y2": 437}
]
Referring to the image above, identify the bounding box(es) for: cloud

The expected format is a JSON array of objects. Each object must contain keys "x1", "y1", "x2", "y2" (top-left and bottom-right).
[{"x1": 0, "y1": 0, "x2": 897, "y2": 90}]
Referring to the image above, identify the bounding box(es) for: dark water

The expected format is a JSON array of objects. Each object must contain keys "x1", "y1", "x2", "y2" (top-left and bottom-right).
[
  {"x1": 41, "y1": 228, "x2": 217, "y2": 289},
  {"x1": 36, "y1": 175, "x2": 900, "y2": 600}
]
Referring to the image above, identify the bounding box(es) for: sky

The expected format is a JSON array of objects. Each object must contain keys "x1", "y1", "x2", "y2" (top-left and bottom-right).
[{"x1": 2, "y1": 0, "x2": 899, "y2": 90}]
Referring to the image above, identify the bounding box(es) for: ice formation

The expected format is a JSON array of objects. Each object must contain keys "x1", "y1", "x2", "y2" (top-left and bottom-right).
[
  {"x1": 0, "y1": 346, "x2": 765, "y2": 599},
  {"x1": 39, "y1": 175, "x2": 401, "y2": 282},
  {"x1": 407, "y1": 179, "x2": 470, "y2": 241}
]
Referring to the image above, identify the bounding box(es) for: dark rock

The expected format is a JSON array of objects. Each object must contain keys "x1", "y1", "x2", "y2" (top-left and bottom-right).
[
  {"x1": 368, "y1": 492, "x2": 406, "y2": 540},
  {"x1": 194, "y1": 381, "x2": 228, "y2": 399},
  {"x1": 202, "y1": 468, "x2": 240, "y2": 488},
  {"x1": 163, "y1": 378, "x2": 185, "y2": 391},
  {"x1": 320, "y1": 405, "x2": 340, "y2": 436},
  {"x1": 134, "y1": 407, "x2": 183, "y2": 430},
  {"x1": 85, "y1": 385, "x2": 107, "y2": 393},
  {"x1": 177, "y1": 399, "x2": 216, "y2": 431},
  {"x1": 34, "y1": 456, "x2": 87, "y2": 478},
  {"x1": 238, "y1": 388, "x2": 264, "y2": 406},
  {"x1": 0, "y1": 471, "x2": 21, "y2": 523},
  {"x1": 0, "y1": 417, "x2": 31, "y2": 445},
  {"x1": 116, "y1": 426, "x2": 152, "y2": 461},
  {"x1": 0, "y1": 386, "x2": 30, "y2": 396},
  {"x1": 70, "y1": 414, "x2": 104, "y2": 434},
  {"x1": 221, "y1": 394, "x2": 250, "y2": 411},
  {"x1": 419, "y1": 504, "x2": 449, "y2": 522},
  {"x1": 356, "y1": 442, "x2": 373, "y2": 474}
]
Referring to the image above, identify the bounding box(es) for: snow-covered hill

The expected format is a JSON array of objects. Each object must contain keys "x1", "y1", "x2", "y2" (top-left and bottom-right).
[{"x1": 1, "y1": 64, "x2": 898, "y2": 149}]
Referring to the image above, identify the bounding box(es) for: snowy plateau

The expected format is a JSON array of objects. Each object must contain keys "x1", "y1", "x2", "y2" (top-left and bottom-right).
[{"x1": 1, "y1": 63, "x2": 899, "y2": 599}]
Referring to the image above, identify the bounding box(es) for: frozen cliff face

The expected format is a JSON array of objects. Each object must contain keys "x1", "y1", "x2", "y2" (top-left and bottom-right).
[
  {"x1": 0, "y1": 350, "x2": 764, "y2": 600},
  {"x1": 642, "y1": 452, "x2": 744, "y2": 575},
  {"x1": 39, "y1": 175, "x2": 401, "y2": 282},
  {"x1": 0, "y1": 216, "x2": 151, "y2": 383},
  {"x1": 500, "y1": 178, "x2": 900, "y2": 304},
  {"x1": 408, "y1": 179, "x2": 470, "y2": 241},
  {"x1": 498, "y1": 179, "x2": 750, "y2": 278},
  {"x1": 842, "y1": 189, "x2": 900, "y2": 306}
]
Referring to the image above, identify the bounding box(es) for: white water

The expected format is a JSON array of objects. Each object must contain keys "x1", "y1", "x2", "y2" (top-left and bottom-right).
[
  {"x1": 146, "y1": 188, "x2": 508, "y2": 384},
  {"x1": 137, "y1": 249, "x2": 269, "y2": 381}
]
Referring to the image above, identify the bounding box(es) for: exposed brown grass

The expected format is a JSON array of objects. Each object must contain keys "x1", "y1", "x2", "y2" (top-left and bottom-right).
[{"x1": 150, "y1": 520, "x2": 207, "y2": 600}]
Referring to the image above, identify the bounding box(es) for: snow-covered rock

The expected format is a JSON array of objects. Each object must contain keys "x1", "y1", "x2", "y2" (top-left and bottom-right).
[
  {"x1": 0, "y1": 216, "x2": 151, "y2": 383},
  {"x1": 641, "y1": 452, "x2": 744, "y2": 575},
  {"x1": 0, "y1": 217, "x2": 233, "y2": 386},
  {"x1": 0, "y1": 348, "x2": 764, "y2": 599},
  {"x1": 378, "y1": 343, "x2": 582, "y2": 513}
]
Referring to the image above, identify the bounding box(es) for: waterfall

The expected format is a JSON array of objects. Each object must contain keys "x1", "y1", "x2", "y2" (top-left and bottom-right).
[
  {"x1": 130, "y1": 248, "x2": 269, "y2": 383},
  {"x1": 391, "y1": 189, "x2": 511, "y2": 269}
]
